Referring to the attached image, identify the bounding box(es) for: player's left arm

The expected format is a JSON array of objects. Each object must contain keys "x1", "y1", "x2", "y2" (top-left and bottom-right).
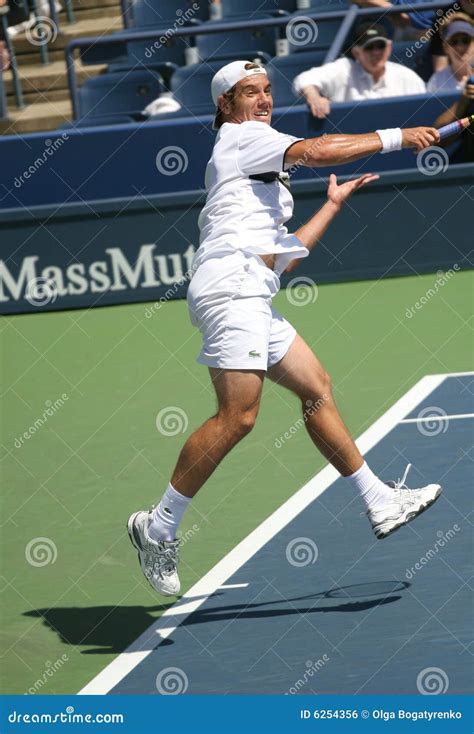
[{"x1": 284, "y1": 173, "x2": 379, "y2": 274}]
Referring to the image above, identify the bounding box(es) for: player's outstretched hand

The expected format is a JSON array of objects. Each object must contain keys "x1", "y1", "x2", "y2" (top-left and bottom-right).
[
  {"x1": 327, "y1": 172, "x2": 380, "y2": 207},
  {"x1": 401, "y1": 127, "x2": 441, "y2": 152}
]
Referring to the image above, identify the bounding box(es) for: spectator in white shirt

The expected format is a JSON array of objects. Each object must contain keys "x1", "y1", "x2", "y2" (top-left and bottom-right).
[
  {"x1": 293, "y1": 23, "x2": 426, "y2": 118},
  {"x1": 427, "y1": 15, "x2": 474, "y2": 93}
]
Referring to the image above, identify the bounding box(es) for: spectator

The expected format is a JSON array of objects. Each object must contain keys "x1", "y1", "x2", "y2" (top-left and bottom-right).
[
  {"x1": 350, "y1": 0, "x2": 435, "y2": 40},
  {"x1": 293, "y1": 23, "x2": 426, "y2": 118},
  {"x1": 427, "y1": 14, "x2": 474, "y2": 92},
  {"x1": 430, "y1": 0, "x2": 474, "y2": 72},
  {"x1": 433, "y1": 70, "x2": 474, "y2": 162}
]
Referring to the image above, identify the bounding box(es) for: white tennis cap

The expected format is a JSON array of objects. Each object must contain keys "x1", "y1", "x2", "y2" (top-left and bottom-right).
[{"x1": 211, "y1": 60, "x2": 267, "y2": 106}]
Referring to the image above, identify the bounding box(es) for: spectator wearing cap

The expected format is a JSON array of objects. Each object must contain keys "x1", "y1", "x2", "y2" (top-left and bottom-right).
[
  {"x1": 350, "y1": 0, "x2": 436, "y2": 40},
  {"x1": 293, "y1": 23, "x2": 426, "y2": 118},
  {"x1": 428, "y1": 13, "x2": 474, "y2": 90},
  {"x1": 430, "y1": 0, "x2": 474, "y2": 73}
]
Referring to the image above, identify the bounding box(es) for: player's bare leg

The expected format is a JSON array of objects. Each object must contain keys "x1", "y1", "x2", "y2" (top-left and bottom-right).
[
  {"x1": 170, "y1": 368, "x2": 265, "y2": 497},
  {"x1": 267, "y1": 334, "x2": 362, "y2": 476},
  {"x1": 268, "y1": 333, "x2": 441, "y2": 538},
  {"x1": 127, "y1": 369, "x2": 265, "y2": 596}
]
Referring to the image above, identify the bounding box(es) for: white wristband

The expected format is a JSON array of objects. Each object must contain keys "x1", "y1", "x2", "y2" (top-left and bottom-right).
[{"x1": 376, "y1": 128, "x2": 403, "y2": 154}]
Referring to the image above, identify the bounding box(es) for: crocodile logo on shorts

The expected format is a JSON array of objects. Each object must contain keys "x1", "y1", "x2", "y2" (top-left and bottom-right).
[{"x1": 248, "y1": 350, "x2": 261, "y2": 358}]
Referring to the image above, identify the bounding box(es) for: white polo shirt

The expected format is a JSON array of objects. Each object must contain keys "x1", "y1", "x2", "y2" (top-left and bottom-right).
[
  {"x1": 427, "y1": 67, "x2": 465, "y2": 93},
  {"x1": 293, "y1": 57, "x2": 426, "y2": 101},
  {"x1": 194, "y1": 121, "x2": 309, "y2": 276}
]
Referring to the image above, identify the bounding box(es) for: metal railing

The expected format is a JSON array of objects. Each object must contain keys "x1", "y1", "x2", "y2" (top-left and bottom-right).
[{"x1": 65, "y1": 1, "x2": 452, "y2": 119}]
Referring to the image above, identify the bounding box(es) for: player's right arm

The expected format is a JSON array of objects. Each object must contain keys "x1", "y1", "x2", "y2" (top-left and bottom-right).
[{"x1": 284, "y1": 127, "x2": 441, "y2": 168}]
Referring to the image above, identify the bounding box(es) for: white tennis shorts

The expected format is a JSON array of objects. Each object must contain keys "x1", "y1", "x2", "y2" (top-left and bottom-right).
[{"x1": 187, "y1": 250, "x2": 296, "y2": 371}]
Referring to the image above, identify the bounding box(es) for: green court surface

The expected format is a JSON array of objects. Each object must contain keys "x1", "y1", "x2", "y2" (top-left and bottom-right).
[{"x1": 1, "y1": 270, "x2": 472, "y2": 695}]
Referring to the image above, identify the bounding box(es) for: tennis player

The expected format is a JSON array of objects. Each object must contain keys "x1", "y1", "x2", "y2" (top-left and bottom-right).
[{"x1": 128, "y1": 61, "x2": 442, "y2": 596}]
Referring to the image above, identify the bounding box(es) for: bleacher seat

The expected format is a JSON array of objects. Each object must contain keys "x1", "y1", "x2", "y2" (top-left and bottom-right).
[
  {"x1": 61, "y1": 114, "x2": 136, "y2": 129},
  {"x1": 287, "y1": 10, "x2": 346, "y2": 52},
  {"x1": 132, "y1": 0, "x2": 209, "y2": 26},
  {"x1": 78, "y1": 69, "x2": 163, "y2": 119},
  {"x1": 169, "y1": 60, "x2": 224, "y2": 115},
  {"x1": 221, "y1": 0, "x2": 297, "y2": 17},
  {"x1": 196, "y1": 21, "x2": 278, "y2": 61},
  {"x1": 267, "y1": 50, "x2": 326, "y2": 106},
  {"x1": 127, "y1": 32, "x2": 192, "y2": 67}
]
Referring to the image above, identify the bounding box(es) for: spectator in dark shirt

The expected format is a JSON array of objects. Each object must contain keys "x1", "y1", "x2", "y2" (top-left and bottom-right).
[
  {"x1": 350, "y1": 0, "x2": 436, "y2": 39},
  {"x1": 433, "y1": 58, "x2": 474, "y2": 162},
  {"x1": 430, "y1": 0, "x2": 474, "y2": 71}
]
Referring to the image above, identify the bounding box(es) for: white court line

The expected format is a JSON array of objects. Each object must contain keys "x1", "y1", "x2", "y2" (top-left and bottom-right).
[
  {"x1": 218, "y1": 583, "x2": 249, "y2": 589},
  {"x1": 79, "y1": 372, "x2": 461, "y2": 695},
  {"x1": 400, "y1": 414, "x2": 474, "y2": 423}
]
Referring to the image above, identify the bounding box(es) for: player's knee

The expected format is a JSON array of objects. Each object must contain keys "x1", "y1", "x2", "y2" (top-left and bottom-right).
[{"x1": 234, "y1": 409, "x2": 258, "y2": 438}]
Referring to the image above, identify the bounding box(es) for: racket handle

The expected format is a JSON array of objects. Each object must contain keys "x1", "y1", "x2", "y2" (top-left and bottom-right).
[{"x1": 438, "y1": 114, "x2": 474, "y2": 140}]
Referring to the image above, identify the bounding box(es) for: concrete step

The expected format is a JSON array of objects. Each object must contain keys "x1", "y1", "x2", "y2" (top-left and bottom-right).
[
  {"x1": 12, "y1": 14, "x2": 124, "y2": 58},
  {"x1": 3, "y1": 60, "x2": 105, "y2": 95},
  {"x1": 7, "y1": 86, "x2": 72, "y2": 104},
  {"x1": 0, "y1": 98, "x2": 72, "y2": 134}
]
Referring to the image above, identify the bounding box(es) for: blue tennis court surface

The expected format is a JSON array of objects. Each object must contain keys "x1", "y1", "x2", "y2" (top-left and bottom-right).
[{"x1": 106, "y1": 374, "x2": 473, "y2": 695}]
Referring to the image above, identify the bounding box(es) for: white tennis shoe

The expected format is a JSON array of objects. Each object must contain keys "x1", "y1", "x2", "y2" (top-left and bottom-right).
[
  {"x1": 367, "y1": 464, "x2": 442, "y2": 539},
  {"x1": 127, "y1": 510, "x2": 181, "y2": 596}
]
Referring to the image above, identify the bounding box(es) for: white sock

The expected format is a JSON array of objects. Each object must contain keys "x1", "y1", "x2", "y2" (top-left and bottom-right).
[
  {"x1": 148, "y1": 483, "x2": 191, "y2": 542},
  {"x1": 346, "y1": 461, "x2": 392, "y2": 510}
]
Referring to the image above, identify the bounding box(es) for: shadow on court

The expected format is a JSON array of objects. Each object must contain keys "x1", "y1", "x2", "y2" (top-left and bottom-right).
[{"x1": 22, "y1": 582, "x2": 408, "y2": 654}]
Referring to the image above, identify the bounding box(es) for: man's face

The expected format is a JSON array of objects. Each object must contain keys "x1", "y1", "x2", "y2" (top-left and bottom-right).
[
  {"x1": 444, "y1": 32, "x2": 474, "y2": 69},
  {"x1": 220, "y1": 74, "x2": 273, "y2": 125},
  {"x1": 353, "y1": 39, "x2": 392, "y2": 76}
]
